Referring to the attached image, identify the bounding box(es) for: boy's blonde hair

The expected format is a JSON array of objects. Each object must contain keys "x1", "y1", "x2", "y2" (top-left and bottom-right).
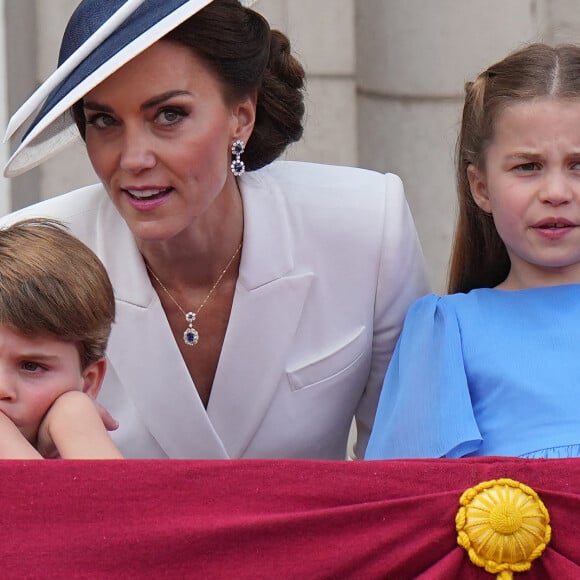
[{"x1": 0, "y1": 218, "x2": 115, "y2": 368}]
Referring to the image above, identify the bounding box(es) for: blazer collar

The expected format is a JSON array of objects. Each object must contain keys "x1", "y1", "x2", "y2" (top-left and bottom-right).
[
  {"x1": 94, "y1": 197, "x2": 155, "y2": 307},
  {"x1": 96, "y1": 164, "x2": 294, "y2": 302},
  {"x1": 208, "y1": 167, "x2": 314, "y2": 456},
  {"x1": 236, "y1": 167, "x2": 294, "y2": 290}
]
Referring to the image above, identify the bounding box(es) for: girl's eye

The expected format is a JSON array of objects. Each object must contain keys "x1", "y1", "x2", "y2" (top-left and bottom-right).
[
  {"x1": 86, "y1": 113, "x2": 118, "y2": 129},
  {"x1": 156, "y1": 107, "x2": 187, "y2": 126},
  {"x1": 21, "y1": 361, "x2": 45, "y2": 372},
  {"x1": 515, "y1": 162, "x2": 540, "y2": 172}
]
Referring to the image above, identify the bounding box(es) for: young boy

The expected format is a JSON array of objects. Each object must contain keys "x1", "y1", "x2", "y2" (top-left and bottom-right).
[{"x1": 0, "y1": 218, "x2": 122, "y2": 458}]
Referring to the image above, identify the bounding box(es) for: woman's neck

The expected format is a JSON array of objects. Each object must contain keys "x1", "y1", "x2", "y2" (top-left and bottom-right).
[{"x1": 138, "y1": 182, "x2": 244, "y2": 287}]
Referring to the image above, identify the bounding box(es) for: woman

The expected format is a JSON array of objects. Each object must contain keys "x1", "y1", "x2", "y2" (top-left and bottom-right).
[{"x1": 2, "y1": 0, "x2": 429, "y2": 459}]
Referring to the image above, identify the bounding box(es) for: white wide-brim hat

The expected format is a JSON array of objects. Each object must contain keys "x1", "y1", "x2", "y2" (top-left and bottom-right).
[{"x1": 4, "y1": 0, "x2": 256, "y2": 178}]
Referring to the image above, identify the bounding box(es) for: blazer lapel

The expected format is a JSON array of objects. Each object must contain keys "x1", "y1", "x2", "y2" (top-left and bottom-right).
[
  {"x1": 97, "y1": 202, "x2": 228, "y2": 458},
  {"x1": 96, "y1": 168, "x2": 313, "y2": 459},
  {"x1": 208, "y1": 170, "x2": 313, "y2": 457}
]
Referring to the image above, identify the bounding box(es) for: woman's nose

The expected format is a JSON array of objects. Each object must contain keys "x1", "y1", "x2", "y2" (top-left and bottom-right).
[{"x1": 119, "y1": 130, "x2": 157, "y2": 173}]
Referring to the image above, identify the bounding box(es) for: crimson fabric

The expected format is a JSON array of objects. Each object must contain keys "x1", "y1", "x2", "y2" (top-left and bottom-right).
[{"x1": 0, "y1": 457, "x2": 578, "y2": 578}]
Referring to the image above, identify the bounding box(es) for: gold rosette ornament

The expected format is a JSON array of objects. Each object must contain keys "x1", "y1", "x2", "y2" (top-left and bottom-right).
[{"x1": 456, "y1": 478, "x2": 551, "y2": 579}]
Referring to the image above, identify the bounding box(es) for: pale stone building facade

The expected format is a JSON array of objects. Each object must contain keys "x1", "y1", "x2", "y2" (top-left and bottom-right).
[{"x1": 2, "y1": 0, "x2": 580, "y2": 289}]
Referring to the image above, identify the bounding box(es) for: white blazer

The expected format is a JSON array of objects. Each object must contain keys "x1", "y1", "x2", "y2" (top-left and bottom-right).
[{"x1": 2, "y1": 161, "x2": 429, "y2": 459}]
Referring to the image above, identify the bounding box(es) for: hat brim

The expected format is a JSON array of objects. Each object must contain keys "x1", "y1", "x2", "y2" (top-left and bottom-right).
[
  {"x1": 5, "y1": 0, "x2": 150, "y2": 144},
  {"x1": 4, "y1": 0, "x2": 258, "y2": 178}
]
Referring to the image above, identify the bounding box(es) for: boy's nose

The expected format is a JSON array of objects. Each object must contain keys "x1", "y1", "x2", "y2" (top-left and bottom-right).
[{"x1": 0, "y1": 380, "x2": 16, "y2": 401}]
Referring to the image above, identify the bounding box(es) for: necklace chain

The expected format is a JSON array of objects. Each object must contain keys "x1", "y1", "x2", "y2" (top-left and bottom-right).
[{"x1": 146, "y1": 242, "x2": 242, "y2": 346}]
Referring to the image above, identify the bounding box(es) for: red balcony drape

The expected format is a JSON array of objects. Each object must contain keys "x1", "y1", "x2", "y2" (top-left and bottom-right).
[{"x1": 0, "y1": 457, "x2": 578, "y2": 578}]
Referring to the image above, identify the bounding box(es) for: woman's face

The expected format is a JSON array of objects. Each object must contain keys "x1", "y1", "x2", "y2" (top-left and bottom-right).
[{"x1": 83, "y1": 40, "x2": 255, "y2": 244}]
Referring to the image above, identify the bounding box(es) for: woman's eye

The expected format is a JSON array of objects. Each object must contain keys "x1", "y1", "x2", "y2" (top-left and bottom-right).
[
  {"x1": 156, "y1": 107, "x2": 187, "y2": 126},
  {"x1": 86, "y1": 113, "x2": 118, "y2": 129}
]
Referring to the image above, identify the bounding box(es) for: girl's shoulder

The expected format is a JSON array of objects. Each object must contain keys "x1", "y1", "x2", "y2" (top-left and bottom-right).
[
  {"x1": 408, "y1": 285, "x2": 580, "y2": 327},
  {"x1": 404, "y1": 288, "x2": 514, "y2": 330},
  {"x1": 407, "y1": 290, "x2": 480, "y2": 314},
  {"x1": 409, "y1": 286, "x2": 555, "y2": 310}
]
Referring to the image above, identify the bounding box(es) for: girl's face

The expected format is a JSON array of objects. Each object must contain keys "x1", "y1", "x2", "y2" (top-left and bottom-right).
[
  {"x1": 84, "y1": 40, "x2": 255, "y2": 244},
  {"x1": 0, "y1": 325, "x2": 102, "y2": 443},
  {"x1": 468, "y1": 98, "x2": 580, "y2": 290}
]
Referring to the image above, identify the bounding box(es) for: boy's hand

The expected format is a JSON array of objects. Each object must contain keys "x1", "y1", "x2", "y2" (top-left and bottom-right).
[
  {"x1": 0, "y1": 411, "x2": 42, "y2": 459},
  {"x1": 96, "y1": 401, "x2": 119, "y2": 431},
  {"x1": 37, "y1": 391, "x2": 123, "y2": 459}
]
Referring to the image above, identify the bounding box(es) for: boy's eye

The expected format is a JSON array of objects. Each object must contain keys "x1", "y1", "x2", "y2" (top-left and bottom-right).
[{"x1": 21, "y1": 361, "x2": 44, "y2": 372}]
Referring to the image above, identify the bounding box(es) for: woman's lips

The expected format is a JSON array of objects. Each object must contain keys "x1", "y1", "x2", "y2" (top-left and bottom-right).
[
  {"x1": 122, "y1": 186, "x2": 173, "y2": 210},
  {"x1": 124, "y1": 187, "x2": 172, "y2": 199}
]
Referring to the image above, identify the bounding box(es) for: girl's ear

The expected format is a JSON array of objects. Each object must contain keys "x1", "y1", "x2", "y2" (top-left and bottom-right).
[
  {"x1": 81, "y1": 358, "x2": 107, "y2": 399},
  {"x1": 467, "y1": 164, "x2": 492, "y2": 213}
]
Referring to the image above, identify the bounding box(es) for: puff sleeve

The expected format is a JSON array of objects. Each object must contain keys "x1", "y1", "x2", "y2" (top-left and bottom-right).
[
  {"x1": 353, "y1": 173, "x2": 430, "y2": 458},
  {"x1": 365, "y1": 294, "x2": 482, "y2": 459}
]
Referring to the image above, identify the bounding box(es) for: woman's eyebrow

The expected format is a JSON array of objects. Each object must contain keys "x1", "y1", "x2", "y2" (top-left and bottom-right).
[
  {"x1": 83, "y1": 90, "x2": 192, "y2": 113},
  {"x1": 140, "y1": 90, "x2": 192, "y2": 110}
]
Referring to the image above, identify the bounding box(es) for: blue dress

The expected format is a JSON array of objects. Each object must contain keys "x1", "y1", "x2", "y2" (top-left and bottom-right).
[{"x1": 365, "y1": 285, "x2": 580, "y2": 459}]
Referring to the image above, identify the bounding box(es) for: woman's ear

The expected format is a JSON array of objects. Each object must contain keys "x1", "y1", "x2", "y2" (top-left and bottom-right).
[
  {"x1": 81, "y1": 358, "x2": 107, "y2": 399},
  {"x1": 467, "y1": 164, "x2": 492, "y2": 213},
  {"x1": 231, "y1": 92, "x2": 257, "y2": 144}
]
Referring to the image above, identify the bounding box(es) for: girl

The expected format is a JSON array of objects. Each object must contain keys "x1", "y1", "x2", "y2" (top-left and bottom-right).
[{"x1": 366, "y1": 43, "x2": 580, "y2": 459}]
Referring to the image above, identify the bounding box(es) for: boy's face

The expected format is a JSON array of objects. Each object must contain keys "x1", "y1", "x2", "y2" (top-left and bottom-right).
[{"x1": 0, "y1": 325, "x2": 97, "y2": 443}]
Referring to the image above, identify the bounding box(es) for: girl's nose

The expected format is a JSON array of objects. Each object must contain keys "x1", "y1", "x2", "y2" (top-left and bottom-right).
[{"x1": 539, "y1": 172, "x2": 573, "y2": 205}]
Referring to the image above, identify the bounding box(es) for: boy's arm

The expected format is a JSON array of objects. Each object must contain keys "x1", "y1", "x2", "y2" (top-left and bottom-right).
[
  {"x1": 0, "y1": 412, "x2": 42, "y2": 459},
  {"x1": 38, "y1": 391, "x2": 123, "y2": 459}
]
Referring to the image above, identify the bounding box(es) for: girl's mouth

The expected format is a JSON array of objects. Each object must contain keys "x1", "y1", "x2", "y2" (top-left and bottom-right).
[
  {"x1": 532, "y1": 218, "x2": 576, "y2": 240},
  {"x1": 533, "y1": 218, "x2": 575, "y2": 230}
]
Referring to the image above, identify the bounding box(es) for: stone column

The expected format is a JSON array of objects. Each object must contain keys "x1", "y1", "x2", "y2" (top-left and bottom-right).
[
  {"x1": 35, "y1": 0, "x2": 98, "y2": 201},
  {"x1": 0, "y1": 0, "x2": 9, "y2": 214},
  {"x1": 2, "y1": 0, "x2": 97, "y2": 209},
  {"x1": 356, "y1": 0, "x2": 545, "y2": 290},
  {"x1": 257, "y1": 0, "x2": 358, "y2": 166}
]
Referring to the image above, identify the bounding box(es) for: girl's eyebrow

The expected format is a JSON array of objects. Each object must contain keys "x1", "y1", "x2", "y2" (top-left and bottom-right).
[
  {"x1": 83, "y1": 90, "x2": 192, "y2": 113},
  {"x1": 505, "y1": 152, "x2": 539, "y2": 159}
]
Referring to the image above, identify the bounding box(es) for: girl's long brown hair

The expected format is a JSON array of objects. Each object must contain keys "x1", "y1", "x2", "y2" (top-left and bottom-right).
[{"x1": 449, "y1": 43, "x2": 580, "y2": 293}]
